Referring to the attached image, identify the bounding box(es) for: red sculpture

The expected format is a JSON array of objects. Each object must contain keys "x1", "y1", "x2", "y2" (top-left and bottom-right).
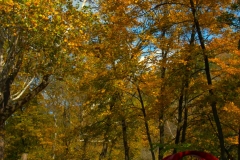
[{"x1": 162, "y1": 151, "x2": 218, "y2": 160}]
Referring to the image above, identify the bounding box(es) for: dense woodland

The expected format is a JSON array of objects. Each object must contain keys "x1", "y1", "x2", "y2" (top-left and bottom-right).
[{"x1": 0, "y1": 0, "x2": 240, "y2": 159}]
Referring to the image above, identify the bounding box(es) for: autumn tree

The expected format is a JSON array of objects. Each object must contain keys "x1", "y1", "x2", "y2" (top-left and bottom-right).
[
  {"x1": 0, "y1": 0, "x2": 91, "y2": 159},
  {"x1": 1, "y1": 0, "x2": 240, "y2": 159}
]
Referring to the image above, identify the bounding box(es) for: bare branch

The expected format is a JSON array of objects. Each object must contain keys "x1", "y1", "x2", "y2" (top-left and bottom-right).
[
  {"x1": 11, "y1": 77, "x2": 35, "y2": 101},
  {"x1": 13, "y1": 75, "x2": 50, "y2": 110},
  {"x1": 166, "y1": 120, "x2": 175, "y2": 138},
  {"x1": 81, "y1": 0, "x2": 87, "y2": 8}
]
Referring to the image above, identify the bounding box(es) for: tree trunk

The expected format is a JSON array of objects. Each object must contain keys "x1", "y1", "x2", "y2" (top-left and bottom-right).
[
  {"x1": 173, "y1": 88, "x2": 184, "y2": 154},
  {"x1": 99, "y1": 141, "x2": 108, "y2": 160},
  {"x1": 158, "y1": 49, "x2": 167, "y2": 160},
  {"x1": 190, "y1": 0, "x2": 226, "y2": 159},
  {"x1": 180, "y1": 71, "x2": 190, "y2": 145},
  {"x1": 137, "y1": 86, "x2": 155, "y2": 160},
  {"x1": 107, "y1": 138, "x2": 116, "y2": 160},
  {"x1": 181, "y1": 81, "x2": 189, "y2": 144},
  {"x1": 181, "y1": 105, "x2": 188, "y2": 143},
  {"x1": 181, "y1": 23, "x2": 194, "y2": 144},
  {"x1": 158, "y1": 112, "x2": 164, "y2": 160},
  {"x1": 99, "y1": 94, "x2": 117, "y2": 160},
  {"x1": 122, "y1": 119, "x2": 130, "y2": 160}
]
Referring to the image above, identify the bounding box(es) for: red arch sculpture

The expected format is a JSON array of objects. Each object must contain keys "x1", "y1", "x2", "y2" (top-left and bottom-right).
[{"x1": 162, "y1": 151, "x2": 218, "y2": 160}]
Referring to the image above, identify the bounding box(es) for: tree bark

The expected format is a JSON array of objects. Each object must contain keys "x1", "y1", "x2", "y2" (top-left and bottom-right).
[
  {"x1": 0, "y1": 75, "x2": 50, "y2": 159},
  {"x1": 158, "y1": 49, "x2": 167, "y2": 160},
  {"x1": 173, "y1": 87, "x2": 184, "y2": 154},
  {"x1": 180, "y1": 81, "x2": 189, "y2": 144},
  {"x1": 181, "y1": 105, "x2": 188, "y2": 143},
  {"x1": 181, "y1": 23, "x2": 195, "y2": 144},
  {"x1": 181, "y1": 71, "x2": 190, "y2": 145},
  {"x1": 189, "y1": 0, "x2": 226, "y2": 159},
  {"x1": 137, "y1": 86, "x2": 155, "y2": 160},
  {"x1": 158, "y1": 112, "x2": 164, "y2": 160},
  {"x1": 99, "y1": 142, "x2": 108, "y2": 160}
]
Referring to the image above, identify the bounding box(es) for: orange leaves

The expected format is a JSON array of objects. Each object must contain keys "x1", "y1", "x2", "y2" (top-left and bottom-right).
[
  {"x1": 221, "y1": 102, "x2": 240, "y2": 146},
  {"x1": 210, "y1": 56, "x2": 240, "y2": 76},
  {"x1": 223, "y1": 103, "x2": 240, "y2": 119},
  {"x1": 1, "y1": 0, "x2": 240, "y2": 158},
  {"x1": 226, "y1": 136, "x2": 239, "y2": 145}
]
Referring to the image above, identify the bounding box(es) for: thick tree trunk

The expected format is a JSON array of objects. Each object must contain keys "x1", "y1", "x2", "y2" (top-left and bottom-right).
[
  {"x1": 0, "y1": 75, "x2": 49, "y2": 159},
  {"x1": 190, "y1": 0, "x2": 226, "y2": 159},
  {"x1": 121, "y1": 119, "x2": 130, "y2": 160},
  {"x1": 137, "y1": 86, "x2": 155, "y2": 160}
]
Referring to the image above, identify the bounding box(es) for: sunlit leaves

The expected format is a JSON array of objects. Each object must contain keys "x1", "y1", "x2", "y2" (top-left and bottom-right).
[{"x1": 2, "y1": 0, "x2": 240, "y2": 159}]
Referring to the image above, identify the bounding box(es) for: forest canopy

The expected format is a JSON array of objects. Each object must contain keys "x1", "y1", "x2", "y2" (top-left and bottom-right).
[{"x1": 0, "y1": 0, "x2": 240, "y2": 160}]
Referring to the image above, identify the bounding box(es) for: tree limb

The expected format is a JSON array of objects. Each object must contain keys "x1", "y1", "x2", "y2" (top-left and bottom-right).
[
  {"x1": 11, "y1": 77, "x2": 35, "y2": 101},
  {"x1": 13, "y1": 74, "x2": 50, "y2": 110}
]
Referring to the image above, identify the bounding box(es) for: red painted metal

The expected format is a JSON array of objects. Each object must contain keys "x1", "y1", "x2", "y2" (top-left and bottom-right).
[{"x1": 162, "y1": 151, "x2": 218, "y2": 160}]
